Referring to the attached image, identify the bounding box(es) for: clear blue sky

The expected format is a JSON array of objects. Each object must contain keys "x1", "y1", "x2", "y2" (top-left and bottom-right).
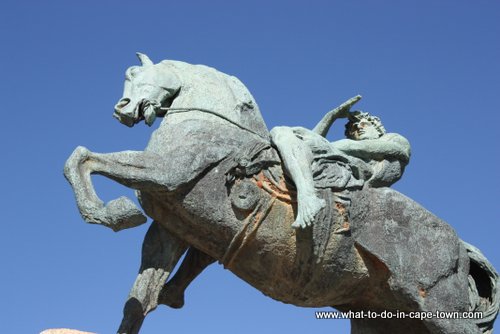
[{"x1": 1, "y1": 1, "x2": 499, "y2": 333}]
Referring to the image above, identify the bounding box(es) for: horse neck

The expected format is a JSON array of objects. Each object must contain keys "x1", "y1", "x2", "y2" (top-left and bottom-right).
[{"x1": 161, "y1": 61, "x2": 270, "y2": 138}]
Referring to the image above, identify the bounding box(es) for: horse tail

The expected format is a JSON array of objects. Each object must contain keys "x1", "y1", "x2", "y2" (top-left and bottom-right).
[{"x1": 461, "y1": 240, "x2": 500, "y2": 334}]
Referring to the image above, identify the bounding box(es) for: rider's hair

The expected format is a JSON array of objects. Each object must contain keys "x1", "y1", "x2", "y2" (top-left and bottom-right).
[{"x1": 344, "y1": 111, "x2": 386, "y2": 138}]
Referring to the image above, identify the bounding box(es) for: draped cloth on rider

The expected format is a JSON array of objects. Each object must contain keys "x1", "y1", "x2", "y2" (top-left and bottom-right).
[
  {"x1": 224, "y1": 133, "x2": 359, "y2": 263},
  {"x1": 290, "y1": 127, "x2": 364, "y2": 191}
]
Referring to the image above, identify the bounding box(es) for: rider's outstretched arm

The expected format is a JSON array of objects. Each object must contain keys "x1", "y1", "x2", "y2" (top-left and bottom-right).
[
  {"x1": 313, "y1": 95, "x2": 362, "y2": 137},
  {"x1": 333, "y1": 134, "x2": 411, "y2": 163}
]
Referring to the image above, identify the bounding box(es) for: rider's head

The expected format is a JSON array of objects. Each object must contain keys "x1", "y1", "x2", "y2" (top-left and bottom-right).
[{"x1": 345, "y1": 111, "x2": 386, "y2": 140}]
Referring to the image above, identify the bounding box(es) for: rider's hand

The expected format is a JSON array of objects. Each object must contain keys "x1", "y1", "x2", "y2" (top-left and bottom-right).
[{"x1": 334, "y1": 106, "x2": 351, "y2": 119}]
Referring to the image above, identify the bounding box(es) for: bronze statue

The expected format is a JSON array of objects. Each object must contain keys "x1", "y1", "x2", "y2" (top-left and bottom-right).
[{"x1": 64, "y1": 54, "x2": 499, "y2": 334}]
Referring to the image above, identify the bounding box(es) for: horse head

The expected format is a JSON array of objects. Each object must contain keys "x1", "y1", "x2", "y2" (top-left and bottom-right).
[
  {"x1": 116, "y1": 53, "x2": 270, "y2": 139},
  {"x1": 113, "y1": 53, "x2": 180, "y2": 127}
]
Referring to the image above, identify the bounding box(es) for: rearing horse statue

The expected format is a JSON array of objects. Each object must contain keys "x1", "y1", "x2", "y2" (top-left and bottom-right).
[{"x1": 64, "y1": 53, "x2": 499, "y2": 334}]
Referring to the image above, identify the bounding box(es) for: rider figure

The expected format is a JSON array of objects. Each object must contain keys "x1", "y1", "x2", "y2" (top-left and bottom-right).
[{"x1": 270, "y1": 98, "x2": 411, "y2": 229}]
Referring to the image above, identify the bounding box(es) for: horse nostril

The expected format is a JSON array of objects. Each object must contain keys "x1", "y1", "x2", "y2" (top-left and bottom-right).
[{"x1": 115, "y1": 98, "x2": 131, "y2": 110}]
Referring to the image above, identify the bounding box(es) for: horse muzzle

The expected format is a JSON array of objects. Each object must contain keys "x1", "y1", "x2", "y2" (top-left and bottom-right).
[{"x1": 113, "y1": 98, "x2": 141, "y2": 127}]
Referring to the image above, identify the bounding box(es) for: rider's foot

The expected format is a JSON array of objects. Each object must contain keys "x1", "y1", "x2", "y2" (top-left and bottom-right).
[{"x1": 292, "y1": 194, "x2": 326, "y2": 229}]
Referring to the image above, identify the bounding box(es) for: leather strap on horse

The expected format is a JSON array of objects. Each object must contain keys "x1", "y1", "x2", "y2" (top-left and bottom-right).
[{"x1": 254, "y1": 171, "x2": 296, "y2": 204}]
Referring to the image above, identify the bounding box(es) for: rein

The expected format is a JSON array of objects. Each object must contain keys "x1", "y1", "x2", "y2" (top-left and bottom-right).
[{"x1": 160, "y1": 107, "x2": 270, "y2": 141}]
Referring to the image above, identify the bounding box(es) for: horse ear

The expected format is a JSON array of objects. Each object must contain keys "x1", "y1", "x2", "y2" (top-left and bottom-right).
[{"x1": 136, "y1": 52, "x2": 154, "y2": 67}]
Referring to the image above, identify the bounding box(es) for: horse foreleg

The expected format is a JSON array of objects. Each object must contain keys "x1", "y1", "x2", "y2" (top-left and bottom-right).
[
  {"x1": 118, "y1": 221, "x2": 187, "y2": 334},
  {"x1": 64, "y1": 146, "x2": 177, "y2": 231},
  {"x1": 158, "y1": 247, "x2": 216, "y2": 309}
]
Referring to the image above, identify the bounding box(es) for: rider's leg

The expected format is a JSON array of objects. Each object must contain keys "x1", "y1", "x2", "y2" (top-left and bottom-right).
[
  {"x1": 159, "y1": 247, "x2": 216, "y2": 309},
  {"x1": 118, "y1": 220, "x2": 188, "y2": 334},
  {"x1": 270, "y1": 126, "x2": 325, "y2": 229}
]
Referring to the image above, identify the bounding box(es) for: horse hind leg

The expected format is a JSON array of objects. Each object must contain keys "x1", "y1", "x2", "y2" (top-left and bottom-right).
[
  {"x1": 421, "y1": 287, "x2": 482, "y2": 334},
  {"x1": 159, "y1": 247, "x2": 216, "y2": 309},
  {"x1": 420, "y1": 259, "x2": 482, "y2": 334}
]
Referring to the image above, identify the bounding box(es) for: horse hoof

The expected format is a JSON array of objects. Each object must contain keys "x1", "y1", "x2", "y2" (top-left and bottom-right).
[
  {"x1": 159, "y1": 285, "x2": 185, "y2": 309},
  {"x1": 106, "y1": 197, "x2": 147, "y2": 231},
  {"x1": 162, "y1": 296, "x2": 184, "y2": 309}
]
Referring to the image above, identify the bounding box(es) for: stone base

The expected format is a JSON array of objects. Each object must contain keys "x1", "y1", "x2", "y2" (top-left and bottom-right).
[{"x1": 41, "y1": 329, "x2": 95, "y2": 334}]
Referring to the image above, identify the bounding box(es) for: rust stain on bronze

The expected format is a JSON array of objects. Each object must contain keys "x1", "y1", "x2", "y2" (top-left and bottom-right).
[
  {"x1": 253, "y1": 171, "x2": 296, "y2": 203},
  {"x1": 335, "y1": 201, "x2": 346, "y2": 214},
  {"x1": 335, "y1": 201, "x2": 350, "y2": 232}
]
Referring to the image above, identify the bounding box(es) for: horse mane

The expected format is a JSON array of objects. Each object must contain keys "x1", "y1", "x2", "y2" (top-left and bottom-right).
[{"x1": 159, "y1": 60, "x2": 270, "y2": 139}]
